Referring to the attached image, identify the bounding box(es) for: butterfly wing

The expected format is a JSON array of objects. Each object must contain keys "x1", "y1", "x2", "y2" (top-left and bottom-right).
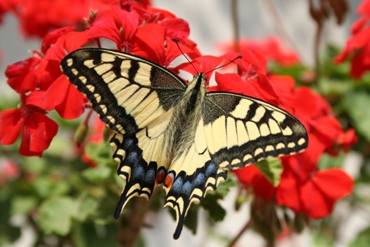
[
  {"x1": 61, "y1": 47, "x2": 187, "y2": 216},
  {"x1": 202, "y1": 92, "x2": 308, "y2": 168},
  {"x1": 61, "y1": 48, "x2": 186, "y2": 135}
]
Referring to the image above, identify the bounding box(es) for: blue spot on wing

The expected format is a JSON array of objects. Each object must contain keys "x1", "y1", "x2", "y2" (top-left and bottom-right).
[{"x1": 166, "y1": 160, "x2": 227, "y2": 239}]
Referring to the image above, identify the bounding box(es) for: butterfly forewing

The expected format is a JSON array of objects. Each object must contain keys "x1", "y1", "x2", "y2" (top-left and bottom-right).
[
  {"x1": 60, "y1": 48, "x2": 186, "y2": 135},
  {"x1": 202, "y1": 92, "x2": 308, "y2": 169}
]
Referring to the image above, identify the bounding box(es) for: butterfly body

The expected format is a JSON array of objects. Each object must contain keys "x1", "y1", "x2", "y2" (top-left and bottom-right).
[{"x1": 61, "y1": 48, "x2": 308, "y2": 239}]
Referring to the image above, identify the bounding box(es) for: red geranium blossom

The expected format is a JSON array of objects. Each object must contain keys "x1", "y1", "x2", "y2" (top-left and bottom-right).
[
  {"x1": 218, "y1": 37, "x2": 300, "y2": 66},
  {"x1": 334, "y1": 0, "x2": 370, "y2": 78},
  {"x1": 0, "y1": 92, "x2": 58, "y2": 157},
  {"x1": 41, "y1": 30, "x2": 89, "y2": 119},
  {"x1": 0, "y1": 159, "x2": 19, "y2": 185},
  {"x1": 6, "y1": 0, "x2": 123, "y2": 38}
]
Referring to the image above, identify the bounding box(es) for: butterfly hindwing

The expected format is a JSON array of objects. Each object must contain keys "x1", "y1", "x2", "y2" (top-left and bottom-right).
[
  {"x1": 163, "y1": 130, "x2": 227, "y2": 239},
  {"x1": 202, "y1": 92, "x2": 308, "y2": 169}
]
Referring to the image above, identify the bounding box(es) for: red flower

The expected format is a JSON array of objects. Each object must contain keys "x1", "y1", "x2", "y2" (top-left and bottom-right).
[
  {"x1": 5, "y1": 53, "x2": 42, "y2": 94},
  {"x1": 276, "y1": 165, "x2": 353, "y2": 218},
  {"x1": 334, "y1": 0, "x2": 370, "y2": 78},
  {"x1": 233, "y1": 165, "x2": 275, "y2": 200},
  {"x1": 7, "y1": 0, "x2": 122, "y2": 38},
  {"x1": 218, "y1": 37, "x2": 300, "y2": 66},
  {"x1": 0, "y1": 92, "x2": 58, "y2": 157},
  {"x1": 0, "y1": 0, "x2": 11, "y2": 24},
  {"x1": 81, "y1": 116, "x2": 106, "y2": 167},
  {"x1": 209, "y1": 50, "x2": 281, "y2": 106},
  {"x1": 87, "y1": 6, "x2": 140, "y2": 51},
  {"x1": 41, "y1": 30, "x2": 89, "y2": 119},
  {"x1": 0, "y1": 159, "x2": 19, "y2": 185}
]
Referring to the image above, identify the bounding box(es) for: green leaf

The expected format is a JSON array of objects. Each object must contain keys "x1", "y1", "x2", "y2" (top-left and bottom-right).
[
  {"x1": 255, "y1": 158, "x2": 283, "y2": 186},
  {"x1": 213, "y1": 176, "x2": 236, "y2": 197},
  {"x1": 349, "y1": 225, "x2": 370, "y2": 247},
  {"x1": 11, "y1": 196, "x2": 38, "y2": 215},
  {"x1": 318, "y1": 152, "x2": 345, "y2": 170},
  {"x1": 22, "y1": 157, "x2": 47, "y2": 174},
  {"x1": 39, "y1": 197, "x2": 79, "y2": 235},
  {"x1": 74, "y1": 195, "x2": 99, "y2": 221},
  {"x1": 31, "y1": 177, "x2": 70, "y2": 198},
  {"x1": 342, "y1": 91, "x2": 370, "y2": 142},
  {"x1": 0, "y1": 196, "x2": 21, "y2": 245},
  {"x1": 82, "y1": 166, "x2": 112, "y2": 183},
  {"x1": 84, "y1": 142, "x2": 113, "y2": 167},
  {"x1": 71, "y1": 222, "x2": 119, "y2": 247},
  {"x1": 183, "y1": 205, "x2": 198, "y2": 235},
  {"x1": 202, "y1": 194, "x2": 226, "y2": 222}
]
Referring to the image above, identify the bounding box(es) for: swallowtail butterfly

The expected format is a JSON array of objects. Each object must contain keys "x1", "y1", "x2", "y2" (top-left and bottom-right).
[{"x1": 61, "y1": 48, "x2": 308, "y2": 239}]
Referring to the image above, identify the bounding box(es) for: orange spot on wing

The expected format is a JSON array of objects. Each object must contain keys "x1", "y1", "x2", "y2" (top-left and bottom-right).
[
  {"x1": 156, "y1": 170, "x2": 166, "y2": 183},
  {"x1": 164, "y1": 174, "x2": 174, "y2": 188}
]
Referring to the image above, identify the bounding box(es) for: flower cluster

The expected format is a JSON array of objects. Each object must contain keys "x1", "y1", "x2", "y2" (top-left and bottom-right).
[
  {"x1": 0, "y1": 0, "x2": 195, "y2": 156},
  {"x1": 335, "y1": 0, "x2": 370, "y2": 78}
]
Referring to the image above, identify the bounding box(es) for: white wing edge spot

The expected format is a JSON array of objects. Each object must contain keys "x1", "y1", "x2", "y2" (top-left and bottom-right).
[
  {"x1": 287, "y1": 142, "x2": 296, "y2": 148},
  {"x1": 265, "y1": 145, "x2": 275, "y2": 152},
  {"x1": 66, "y1": 58, "x2": 73, "y2": 67},
  {"x1": 276, "y1": 143, "x2": 285, "y2": 150},
  {"x1": 86, "y1": 84, "x2": 95, "y2": 92},
  {"x1": 243, "y1": 154, "x2": 253, "y2": 162},
  {"x1": 71, "y1": 68, "x2": 79, "y2": 76},
  {"x1": 254, "y1": 148, "x2": 264, "y2": 157},
  {"x1": 100, "y1": 104, "x2": 108, "y2": 114},
  {"x1": 94, "y1": 94, "x2": 102, "y2": 103},
  {"x1": 298, "y1": 138, "x2": 306, "y2": 146}
]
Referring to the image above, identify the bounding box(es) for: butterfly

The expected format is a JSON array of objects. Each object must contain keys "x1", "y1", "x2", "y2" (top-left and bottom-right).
[{"x1": 60, "y1": 48, "x2": 308, "y2": 239}]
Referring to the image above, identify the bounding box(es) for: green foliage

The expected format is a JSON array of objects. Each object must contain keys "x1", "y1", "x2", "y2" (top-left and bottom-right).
[
  {"x1": 349, "y1": 226, "x2": 370, "y2": 247},
  {"x1": 255, "y1": 158, "x2": 282, "y2": 186},
  {"x1": 39, "y1": 197, "x2": 79, "y2": 235},
  {"x1": 342, "y1": 92, "x2": 370, "y2": 142}
]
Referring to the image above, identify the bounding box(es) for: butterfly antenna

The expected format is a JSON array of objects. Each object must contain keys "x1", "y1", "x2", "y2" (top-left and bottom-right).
[
  {"x1": 204, "y1": 55, "x2": 242, "y2": 77},
  {"x1": 173, "y1": 39, "x2": 199, "y2": 74}
]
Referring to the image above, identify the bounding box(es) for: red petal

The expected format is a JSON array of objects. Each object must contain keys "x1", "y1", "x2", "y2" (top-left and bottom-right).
[
  {"x1": 357, "y1": 0, "x2": 370, "y2": 15},
  {"x1": 300, "y1": 179, "x2": 334, "y2": 218},
  {"x1": 276, "y1": 172, "x2": 304, "y2": 213},
  {"x1": 0, "y1": 109, "x2": 24, "y2": 145},
  {"x1": 311, "y1": 116, "x2": 342, "y2": 149},
  {"x1": 41, "y1": 26, "x2": 76, "y2": 54},
  {"x1": 177, "y1": 55, "x2": 224, "y2": 78},
  {"x1": 20, "y1": 112, "x2": 58, "y2": 157},
  {"x1": 312, "y1": 169, "x2": 354, "y2": 199},
  {"x1": 233, "y1": 165, "x2": 259, "y2": 185},
  {"x1": 131, "y1": 24, "x2": 166, "y2": 64},
  {"x1": 43, "y1": 75, "x2": 86, "y2": 119},
  {"x1": 26, "y1": 91, "x2": 47, "y2": 109},
  {"x1": 5, "y1": 56, "x2": 41, "y2": 93},
  {"x1": 234, "y1": 165, "x2": 275, "y2": 200},
  {"x1": 88, "y1": 7, "x2": 139, "y2": 49},
  {"x1": 160, "y1": 18, "x2": 190, "y2": 40}
]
